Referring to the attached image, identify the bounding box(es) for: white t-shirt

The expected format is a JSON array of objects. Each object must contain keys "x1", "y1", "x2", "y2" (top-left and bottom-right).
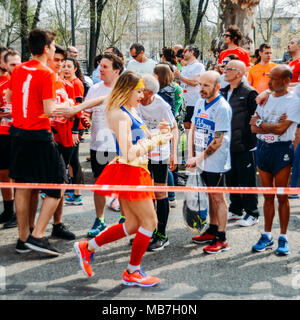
[
  {"x1": 85, "y1": 81, "x2": 116, "y2": 152},
  {"x1": 137, "y1": 94, "x2": 175, "y2": 162},
  {"x1": 293, "y1": 84, "x2": 300, "y2": 98},
  {"x1": 180, "y1": 60, "x2": 205, "y2": 106},
  {"x1": 192, "y1": 95, "x2": 232, "y2": 173},
  {"x1": 126, "y1": 58, "x2": 157, "y2": 75},
  {"x1": 256, "y1": 92, "x2": 300, "y2": 143}
]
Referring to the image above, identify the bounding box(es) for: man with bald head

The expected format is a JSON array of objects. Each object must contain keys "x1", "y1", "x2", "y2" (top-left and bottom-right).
[
  {"x1": 250, "y1": 64, "x2": 300, "y2": 255},
  {"x1": 173, "y1": 44, "x2": 183, "y2": 55},
  {"x1": 221, "y1": 60, "x2": 260, "y2": 227},
  {"x1": 186, "y1": 71, "x2": 232, "y2": 254},
  {"x1": 67, "y1": 46, "x2": 78, "y2": 59}
]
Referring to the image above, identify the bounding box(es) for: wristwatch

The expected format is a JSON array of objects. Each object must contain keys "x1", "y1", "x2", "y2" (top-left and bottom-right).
[{"x1": 255, "y1": 119, "x2": 263, "y2": 127}]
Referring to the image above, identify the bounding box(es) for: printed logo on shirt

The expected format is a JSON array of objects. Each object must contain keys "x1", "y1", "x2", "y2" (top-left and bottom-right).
[{"x1": 283, "y1": 154, "x2": 290, "y2": 162}]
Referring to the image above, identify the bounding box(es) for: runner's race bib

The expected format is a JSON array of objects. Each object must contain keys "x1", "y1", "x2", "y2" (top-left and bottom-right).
[
  {"x1": 194, "y1": 116, "x2": 215, "y2": 152},
  {"x1": 261, "y1": 134, "x2": 279, "y2": 143}
]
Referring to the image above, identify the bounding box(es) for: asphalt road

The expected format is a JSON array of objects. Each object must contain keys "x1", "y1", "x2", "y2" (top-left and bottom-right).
[{"x1": 1, "y1": 132, "x2": 300, "y2": 301}]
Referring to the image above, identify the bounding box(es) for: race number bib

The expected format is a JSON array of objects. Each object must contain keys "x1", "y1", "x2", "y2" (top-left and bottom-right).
[
  {"x1": 194, "y1": 116, "x2": 215, "y2": 152},
  {"x1": 262, "y1": 134, "x2": 279, "y2": 143},
  {"x1": 194, "y1": 130, "x2": 205, "y2": 152}
]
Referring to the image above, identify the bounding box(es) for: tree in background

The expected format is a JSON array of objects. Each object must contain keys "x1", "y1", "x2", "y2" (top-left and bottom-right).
[
  {"x1": 100, "y1": 0, "x2": 137, "y2": 48},
  {"x1": 210, "y1": 0, "x2": 260, "y2": 63},
  {"x1": 179, "y1": 0, "x2": 209, "y2": 46},
  {"x1": 88, "y1": 0, "x2": 109, "y2": 74},
  {"x1": 0, "y1": 0, "x2": 11, "y2": 45},
  {"x1": 46, "y1": 0, "x2": 89, "y2": 47}
]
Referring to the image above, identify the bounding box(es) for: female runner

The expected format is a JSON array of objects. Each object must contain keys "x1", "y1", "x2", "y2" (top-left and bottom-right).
[{"x1": 73, "y1": 70, "x2": 172, "y2": 287}]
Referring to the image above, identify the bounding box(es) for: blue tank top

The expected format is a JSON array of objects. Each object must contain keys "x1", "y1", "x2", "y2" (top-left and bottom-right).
[{"x1": 115, "y1": 106, "x2": 147, "y2": 156}]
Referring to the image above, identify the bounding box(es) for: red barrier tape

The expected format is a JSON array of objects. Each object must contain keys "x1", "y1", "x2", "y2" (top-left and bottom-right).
[{"x1": 0, "y1": 182, "x2": 299, "y2": 195}]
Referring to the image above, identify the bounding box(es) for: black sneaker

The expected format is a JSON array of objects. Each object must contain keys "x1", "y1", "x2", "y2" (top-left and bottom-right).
[
  {"x1": 3, "y1": 213, "x2": 17, "y2": 229},
  {"x1": 25, "y1": 235, "x2": 61, "y2": 256},
  {"x1": 51, "y1": 223, "x2": 75, "y2": 240},
  {"x1": 0, "y1": 211, "x2": 12, "y2": 224},
  {"x1": 147, "y1": 233, "x2": 169, "y2": 251},
  {"x1": 16, "y1": 239, "x2": 31, "y2": 254}
]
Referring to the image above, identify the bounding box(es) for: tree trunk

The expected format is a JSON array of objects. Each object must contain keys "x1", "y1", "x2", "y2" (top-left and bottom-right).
[
  {"x1": 20, "y1": 0, "x2": 30, "y2": 61},
  {"x1": 88, "y1": 0, "x2": 108, "y2": 74},
  {"x1": 211, "y1": 0, "x2": 260, "y2": 62},
  {"x1": 180, "y1": 0, "x2": 209, "y2": 46},
  {"x1": 31, "y1": 0, "x2": 44, "y2": 30},
  {"x1": 0, "y1": 0, "x2": 11, "y2": 45},
  {"x1": 88, "y1": 0, "x2": 96, "y2": 74},
  {"x1": 219, "y1": 0, "x2": 260, "y2": 49},
  {"x1": 180, "y1": 0, "x2": 191, "y2": 46}
]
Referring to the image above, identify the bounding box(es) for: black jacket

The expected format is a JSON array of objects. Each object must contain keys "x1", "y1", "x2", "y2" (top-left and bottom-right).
[{"x1": 220, "y1": 82, "x2": 258, "y2": 153}]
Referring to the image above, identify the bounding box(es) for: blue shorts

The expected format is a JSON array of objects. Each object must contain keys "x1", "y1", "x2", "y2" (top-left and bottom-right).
[{"x1": 256, "y1": 140, "x2": 294, "y2": 175}]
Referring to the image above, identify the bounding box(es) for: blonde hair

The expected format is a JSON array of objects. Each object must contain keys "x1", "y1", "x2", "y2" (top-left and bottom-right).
[{"x1": 106, "y1": 70, "x2": 141, "y2": 113}]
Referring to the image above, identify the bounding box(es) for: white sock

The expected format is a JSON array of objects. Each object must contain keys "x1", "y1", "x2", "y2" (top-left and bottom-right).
[
  {"x1": 264, "y1": 232, "x2": 272, "y2": 240},
  {"x1": 127, "y1": 264, "x2": 140, "y2": 273}
]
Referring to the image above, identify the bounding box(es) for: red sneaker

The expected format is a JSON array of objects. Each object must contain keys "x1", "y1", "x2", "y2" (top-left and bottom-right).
[
  {"x1": 203, "y1": 240, "x2": 230, "y2": 254},
  {"x1": 122, "y1": 269, "x2": 160, "y2": 287},
  {"x1": 73, "y1": 241, "x2": 95, "y2": 277},
  {"x1": 192, "y1": 232, "x2": 215, "y2": 244}
]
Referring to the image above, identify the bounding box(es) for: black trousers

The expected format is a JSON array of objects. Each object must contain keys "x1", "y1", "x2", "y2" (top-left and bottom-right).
[{"x1": 225, "y1": 150, "x2": 259, "y2": 218}]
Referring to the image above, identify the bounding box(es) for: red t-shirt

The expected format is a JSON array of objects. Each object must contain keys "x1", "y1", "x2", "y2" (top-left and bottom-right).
[
  {"x1": 218, "y1": 47, "x2": 251, "y2": 67},
  {"x1": 0, "y1": 74, "x2": 9, "y2": 87},
  {"x1": 52, "y1": 76, "x2": 74, "y2": 147},
  {"x1": 63, "y1": 79, "x2": 75, "y2": 102},
  {"x1": 289, "y1": 58, "x2": 300, "y2": 83},
  {"x1": 0, "y1": 77, "x2": 12, "y2": 135},
  {"x1": 10, "y1": 60, "x2": 56, "y2": 131},
  {"x1": 71, "y1": 77, "x2": 85, "y2": 130}
]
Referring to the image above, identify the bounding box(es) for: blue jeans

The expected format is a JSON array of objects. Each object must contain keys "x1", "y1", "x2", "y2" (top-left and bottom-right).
[{"x1": 291, "y1": 143, "x2": 300, "y2": 187}]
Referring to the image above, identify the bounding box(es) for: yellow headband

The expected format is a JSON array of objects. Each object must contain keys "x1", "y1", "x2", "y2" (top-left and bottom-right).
[{"x1": 135, "y1": 78, "x2": 145, "y2": 90}]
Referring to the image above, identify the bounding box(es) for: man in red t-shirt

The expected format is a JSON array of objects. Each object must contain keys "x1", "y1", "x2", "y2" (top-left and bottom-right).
[
  {"x1": 0, "y1": 50, "x2": 21, "y2": 229},
  {"x1": 47, "y1": 44, "x2": 76, "y2": 240},
  {"x1": 6, "y1": 29, "x2": 73, "y2": 256},
  {"x1": 288, "y1": 37, "x2": 300, "y2": 83},
  {"x1": 218, "y1": 25, "x2": 251, "y2": 68}
]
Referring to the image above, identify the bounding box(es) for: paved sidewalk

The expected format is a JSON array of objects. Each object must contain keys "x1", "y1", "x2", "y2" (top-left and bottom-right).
[{"x1": 1, "y1": 132, "x2": 300, "y2": 300}]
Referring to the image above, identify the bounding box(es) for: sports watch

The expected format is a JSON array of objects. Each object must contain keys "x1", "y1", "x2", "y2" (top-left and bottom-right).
[{"x1": 255, "y1": 119, "x2": 263, "y2": 127}]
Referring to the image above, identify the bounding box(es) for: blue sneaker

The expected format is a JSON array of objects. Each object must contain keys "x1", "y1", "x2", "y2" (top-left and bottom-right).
[
  {"x1": 276, "y1": 236, "x2": 290, "y2": 256},
  {"x1": 252, "y1": 234, "x2": 274, "y2": 252},
  {"x1": 87, "y1": 218, "x2": 107, "y2": 238},
  {"x1": 65, "y1": 194, "x2": 83, "y2": 206}
]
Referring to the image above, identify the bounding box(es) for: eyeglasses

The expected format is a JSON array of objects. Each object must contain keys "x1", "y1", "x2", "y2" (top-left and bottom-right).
[
  {"x1": 224, "y1": 66, "x2": 240, "y2": 71},
  {"x1": 223, "y1": 34, "x2": 231, "y2": 38}
]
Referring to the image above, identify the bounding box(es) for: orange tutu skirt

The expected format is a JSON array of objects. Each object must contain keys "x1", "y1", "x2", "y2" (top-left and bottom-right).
[{"x1": 94, "y1": 163, "x2": 155, "y2": 201}]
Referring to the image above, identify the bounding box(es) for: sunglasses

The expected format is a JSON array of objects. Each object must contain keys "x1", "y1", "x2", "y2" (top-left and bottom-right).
[
  {"x1": 223, "y1": 34, "x2": 231, "y2": 38},
  {"x1": 221, "y1": 60, "x2": 230, "y2": 67},
  {"x1": 183, "y1": 49, "x2": 189, "y2": 53},
  {"x1": 224, "y1": 66, "x2": 240, "y2": 71},
  {"x1": 131, "y1": 51, "x2": 141, "y2": 58}
]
